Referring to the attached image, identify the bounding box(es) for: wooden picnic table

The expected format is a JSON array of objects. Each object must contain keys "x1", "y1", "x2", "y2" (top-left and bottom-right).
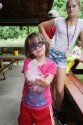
[
  {"x1": 71, "y1": 60, "x2": 83, "y2": 74},
  {"x1": 65, "y1": 59, "x2": 83, "y2": 122},
  {"x1": 0, "y1": 54, "x2": 25, "y2": 79},
  {"x1": 0, "y1": 54, "x2": 25, "y2": 61}
]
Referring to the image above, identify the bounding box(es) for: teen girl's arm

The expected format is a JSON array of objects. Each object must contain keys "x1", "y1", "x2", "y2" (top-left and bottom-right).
[
  {"x1": 38, "y1": 19, "x2": 56, "y2": 43},
  {"x1": 76, "y1": 32, "x2": 83, "y2": 62},
  {"x1": 35, "y1": 73, "x2": 55, "y2": 87}
]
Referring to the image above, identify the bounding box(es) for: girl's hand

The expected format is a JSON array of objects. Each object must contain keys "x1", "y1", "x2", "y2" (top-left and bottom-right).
[
  {"x1": 44, "y1": 73, "x2": 49, "y2": 78},
  {"x1": 35, "y1": 78, "x2": 47, "y2": 87},
  {"x1": 35, "y1": 74, "x2": 49, "y2": 87},
  {"x1": 25, "y1": 78, "x2": 34, "y2": 85}
]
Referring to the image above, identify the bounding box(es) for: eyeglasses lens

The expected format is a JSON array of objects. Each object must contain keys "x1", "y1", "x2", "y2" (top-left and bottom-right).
[{"x1": 30, "y1": 41, "x2": 44, "y2": 51}]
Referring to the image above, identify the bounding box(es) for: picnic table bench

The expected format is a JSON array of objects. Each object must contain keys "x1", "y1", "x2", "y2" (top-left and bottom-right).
[
  {"x1": 65, "y1": 60, "x2": 83, "y2": 122},
  {"x1": 0, "y1": 54, "x2": 25, "y2": 80},
  {"x1": 0, "y1": 60, "x2": 16, "y2": 79}
]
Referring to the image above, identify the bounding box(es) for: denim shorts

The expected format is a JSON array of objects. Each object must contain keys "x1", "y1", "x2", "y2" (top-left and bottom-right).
[{"x1": 49, "y1": 49, "x2": 67, "y2": 68}]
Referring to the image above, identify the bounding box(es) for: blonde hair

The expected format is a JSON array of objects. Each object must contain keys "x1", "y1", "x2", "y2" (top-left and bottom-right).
[{"x1": 66, "y1": 0, "x2": 80, "y2": 8}]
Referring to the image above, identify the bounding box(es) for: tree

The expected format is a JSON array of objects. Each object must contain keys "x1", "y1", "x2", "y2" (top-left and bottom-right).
[{"x1": 52, "y1": 0, "x2": 83, "y2": 18}]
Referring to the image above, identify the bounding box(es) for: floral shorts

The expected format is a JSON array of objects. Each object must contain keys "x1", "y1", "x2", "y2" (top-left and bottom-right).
[{"x1": 49, "y1": 49, "x2": 67, "y2": 68}]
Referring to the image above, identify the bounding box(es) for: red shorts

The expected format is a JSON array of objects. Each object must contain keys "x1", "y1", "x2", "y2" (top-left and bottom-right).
[{"x1": 18, "y1": 103, "x2": 55, "y2": 125}]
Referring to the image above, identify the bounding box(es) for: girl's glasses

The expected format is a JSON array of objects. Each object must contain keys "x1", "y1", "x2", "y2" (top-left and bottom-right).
[{"x1": 30, "y1": 41, "x2": 45, "y2": 51}]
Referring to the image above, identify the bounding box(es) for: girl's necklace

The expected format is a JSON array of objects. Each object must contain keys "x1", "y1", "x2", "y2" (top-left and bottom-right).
[
  {"x1": 65, "y1": 18, "x2": 78, "y2": 57},
  {"x1": 66, "y1": 18, "x2": 78, "y2": 48}
]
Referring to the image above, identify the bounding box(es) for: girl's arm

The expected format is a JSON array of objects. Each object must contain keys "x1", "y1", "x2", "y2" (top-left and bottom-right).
[
  {"x1": 80, "y1": 31, "x2": 83, "y2": 48},
  {"x1": 35, "y1": 73, "x2": 54, "y2": 87},
  {"x1": 38, "y1": 19, "x2": 56, "y2": 43},
  {"x1": 24, "y1": 71, "x2": 33, "y2": 84}
]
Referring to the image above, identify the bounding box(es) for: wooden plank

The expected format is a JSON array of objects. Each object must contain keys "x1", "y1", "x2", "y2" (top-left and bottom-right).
[
  {"x1": 65, "y1": 75, "x2": 83, "y2": 115},
  {"x1": 0, "y1": 66, "x2": 8, "y2": 80},
  {"x1": 0, "y1": 55, "x2": 25, "y2": 61},
  {"x1": 67, "y1": 74, "x2": 83, "y2": 94},
  {"x1": 0, "y1": 60, "x2": 15, "y2": 72},
  {"x1": 0, "y1": 60, "x2": 16, "y2": 80},
  {"x1": 0, "y1": 66, "x2": 8, "y2": 73},
  {"x1": 71, "y1": 60, "x2": 83, "y2": 74},
  {"x1": 71, "y1": 69, "x2": 83, "y2": 74}
]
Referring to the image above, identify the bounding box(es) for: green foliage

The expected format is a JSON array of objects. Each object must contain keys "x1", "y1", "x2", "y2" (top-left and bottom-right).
[
  {"x1": 0, "y1": 26, "x2": 39, "y2": 40},
  {"x1": 52, "y1": 0, "x2": 67, "y2": 17},
  {"x1": 0, "y1": 0, "x2": 83, "y2": 40},
  {"x1": 52, "y1": 0, "x2": 83, "y2": 18},
  {"x1": 0, "y1": 26, "x2": 18, "y2": 39},
  {"x1": 29, "y1": 26, "x2": 39, "y2": 33}
]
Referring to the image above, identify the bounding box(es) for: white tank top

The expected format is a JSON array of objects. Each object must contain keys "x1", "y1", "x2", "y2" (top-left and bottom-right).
[{"x1": 50, "y1": 18, "x2": 83, "y2": 54}]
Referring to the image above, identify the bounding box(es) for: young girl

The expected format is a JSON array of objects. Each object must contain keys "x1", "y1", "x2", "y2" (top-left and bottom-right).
[
  {"x1": 38, "y1": 0, "x2": 83, "y2": 124},
  {"x1": 18, "y1": 32, "x2": 57, "y2": 125}
]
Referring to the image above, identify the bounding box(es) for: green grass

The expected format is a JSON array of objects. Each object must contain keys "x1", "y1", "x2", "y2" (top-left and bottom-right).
[
  {"x1": 76, "y1": 75, "x2": 83, "y2": 82},
  {"x1": 75, "y1": 62, "x2": 83, "y2": 82}
]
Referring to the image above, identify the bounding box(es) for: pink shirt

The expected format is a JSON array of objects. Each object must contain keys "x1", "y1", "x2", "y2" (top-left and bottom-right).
[{"x1": 22, "y1": 58, "x2": 57, "y2": 109}]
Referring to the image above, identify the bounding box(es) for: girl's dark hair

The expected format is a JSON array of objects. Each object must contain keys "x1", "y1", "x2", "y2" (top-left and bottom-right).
[
  {"x1": 66, "y1": 0, "x2": 80, "y2": 7},
  {"x1": 25, "y1": 32, "x2": 49, "y2": 58}
]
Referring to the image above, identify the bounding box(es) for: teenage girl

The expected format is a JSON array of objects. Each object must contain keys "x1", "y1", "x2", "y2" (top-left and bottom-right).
[{"x1": 38, "y1": 0, "x2": 83, "y2": 122}]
